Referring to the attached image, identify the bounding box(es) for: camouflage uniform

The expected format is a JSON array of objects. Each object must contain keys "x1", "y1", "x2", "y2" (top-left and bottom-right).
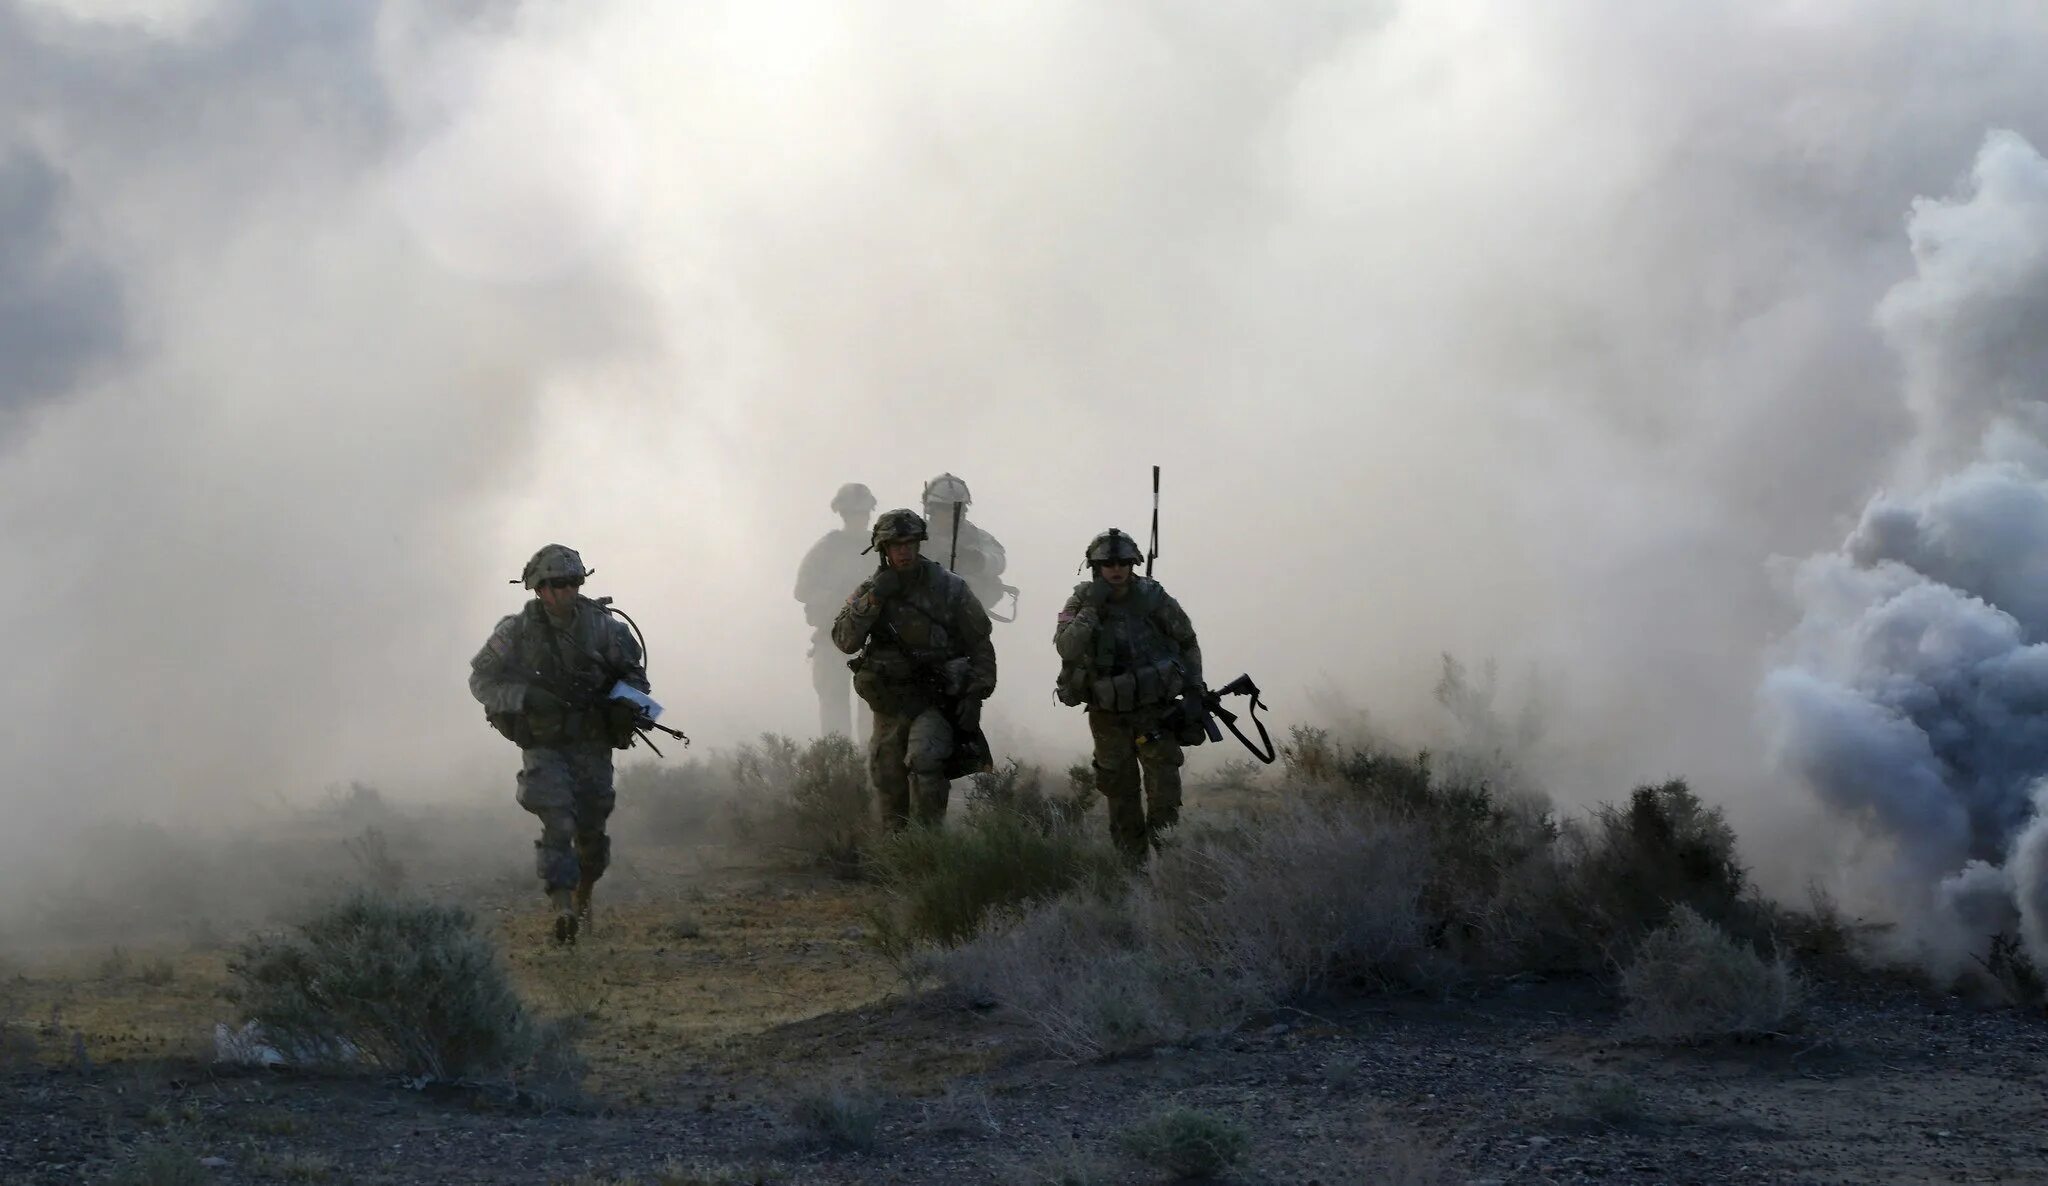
[
  {"x1": 1054, "y1": 529, "x2": 1203, "y2": 862},
  {"x1": 921, "y1": 473, "x2": 1011, "y2": 612},
  {"x1": 469, "y1": 546, "x2": 648, "y2": 929},
  {"x1": 833, "y1": 510, "x2": 997, "y2": 829},
  {"x1": 795, "y1": 483, "x2": 878, "y2": 739}
]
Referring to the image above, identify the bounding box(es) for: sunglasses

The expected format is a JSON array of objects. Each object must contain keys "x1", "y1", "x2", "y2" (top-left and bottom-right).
[
  {"x1": 1098, "y1": 559, "x2": 1136, "y2": 570},
  {"x1": 538, "y1": 577, "x2": 584, "y2": 591}
]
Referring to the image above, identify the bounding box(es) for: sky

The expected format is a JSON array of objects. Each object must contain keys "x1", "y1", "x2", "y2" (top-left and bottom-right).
[{"x1": 9, "y1": 0, "x2": 2048, "y2": 960}]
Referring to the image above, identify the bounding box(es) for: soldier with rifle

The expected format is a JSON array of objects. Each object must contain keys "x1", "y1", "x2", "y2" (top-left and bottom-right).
[
  {"x1": 468, "y1": 544, "x2": 684, "y2": 945},
  {"x1": 1055, "y1": 526, "x2": 1204, "y2": 863},
  {"x1": 832, "y1": 509, "x2": 997, "y2": 830},
  {"x1": 1055, "y1": 469, "x2": 1277, "y2": 863}
]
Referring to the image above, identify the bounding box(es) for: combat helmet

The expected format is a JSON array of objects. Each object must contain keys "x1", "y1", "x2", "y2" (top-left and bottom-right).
[
  {"x1": 921, "y1": 472, "x2": 972, "y2": 509},
  {"x1": 830, "y1": 482, "x2": 877, "y2": 516},
  {"x1": 866, "y1": 508, "x2": 929, "y2": 554},
  {"x1": 519, "y1": 543, "x2": 590, "y2": 589},
  {"x1": 1084, "y1": 528, "x2": 1144, "y2": 568}
]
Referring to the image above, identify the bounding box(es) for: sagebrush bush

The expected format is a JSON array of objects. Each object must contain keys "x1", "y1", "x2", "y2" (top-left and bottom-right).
[
  {"x1": 1574, "y1": 780, "x2": 1745, "y2": 934},
  {"x1": 227, "y1": 892, "x2": 570, "y2": 1085},
  {"x1": 1120, "y1": 1107, "x2": 1248, "y2": 1179},
  {"x1": 939, "y1": 800, "x2": 1435, "y2": 1057},
  {"x1": 108, "y1": 1142, "x2": 209, "y2": 1186},
  {"x1": 936, "y1": 893, "x2": 1219, "y2": 1058},
  {"x1": 867, "y1": 796, "x2": 1125, "y2": 960},
  {"x1": 1619, "y1": 905, "x2": 1804, "y2": 1041},
  {"x1": 785, "y1": 1078, "x2": 886, "y2": 1152},
  {"x1": 723, "y1": 733, "x2": 873, "y2": 875},
  {"x1": 1139, "y1": 801, "x2": 1438, "y2": 999},
  {"x1": 615, "y1": 758, "x2": 735, "y2": 844}
]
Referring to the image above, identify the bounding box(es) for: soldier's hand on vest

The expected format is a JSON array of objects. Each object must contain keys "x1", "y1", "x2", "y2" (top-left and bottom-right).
[
  {"x1": 523, "y1": 685, "x2": 569, "y2": 713},
  {"x1": 870, "y1": 567, "x2": 904, "y2": 601}
]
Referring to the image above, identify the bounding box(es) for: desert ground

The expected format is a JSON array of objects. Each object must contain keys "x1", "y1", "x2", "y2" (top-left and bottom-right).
[{"x1": 5, "y1": 771, "x2": 2048, "y2": 1186}]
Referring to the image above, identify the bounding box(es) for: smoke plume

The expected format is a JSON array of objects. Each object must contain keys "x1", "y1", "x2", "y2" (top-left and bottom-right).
[
  {"x1": 7, "y1": 0, "x2": 2048, "y2": 949},
  {"x1": 1765, "y1": 131, "x2": 2048, "y2": 967}
]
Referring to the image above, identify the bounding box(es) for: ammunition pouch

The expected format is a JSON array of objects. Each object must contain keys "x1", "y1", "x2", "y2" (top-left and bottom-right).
[
  {"x1": 1086, "y1": 658, "x2": 1185, "y2": 713},
  {"x1": 485, "y1": 710, "x2": 535, "y2": 748},
  {"x1": 485, "y1": 703, "x2": 611, "y2": 749},
  {"x1": 849, "y1": 649, "x2": 931, "y2": 716},
  {"x1": 1055, "y1": 663, "x2": 1090, "y2": 707}
]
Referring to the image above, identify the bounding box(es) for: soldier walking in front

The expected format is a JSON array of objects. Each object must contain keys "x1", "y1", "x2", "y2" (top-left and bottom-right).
[
  {"x1": 795, "y1": 482, "x2": 878, "y2": 740},
  {"x1": 1054, "y1": 529, "x2": 1204, "y2": 863},
  {"x1": 833, "y1": 509, "x2": 997, "y2": 829},
  {"x1": 469, "y1": 545, "x2": 651, "y2": 945}
]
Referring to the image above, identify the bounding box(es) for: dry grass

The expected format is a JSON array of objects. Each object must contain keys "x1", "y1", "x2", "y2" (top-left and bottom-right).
[{"x1": 1619, "y1": 905, "x2": 1805, "y2": 1042}]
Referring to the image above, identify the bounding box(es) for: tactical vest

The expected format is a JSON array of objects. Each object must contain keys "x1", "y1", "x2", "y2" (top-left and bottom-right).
[
  {"x1": 485, "y1": 601, "x2": 632, "y2": 748},
  {"x1": 849, "y1": 563, "x2": 967, "y2": 715},
  {"x1": 1061, "y1": 580, "x2": 1187, "y2": 713}
]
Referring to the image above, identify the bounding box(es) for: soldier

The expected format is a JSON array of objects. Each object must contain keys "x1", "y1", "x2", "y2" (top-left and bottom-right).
[
  {"x1": 469, "y1": 544, "x2": 650, "y2": 945},
  {"x1": 832, "y1": 509, "x2": 997, "y2": 829},
  {"x1": 920, "y1": 472, "x2": 1011, "y2": 614},
  {"x1": 794, "y1": 482, "x2": 878, "y2": 740},
  {"x1": 1053, "y1": 528, "x2": 1204, "y2": 863}
]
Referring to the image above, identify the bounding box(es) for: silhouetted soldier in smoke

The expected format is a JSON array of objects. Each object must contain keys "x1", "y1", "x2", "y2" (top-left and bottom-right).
[
  {"x1": 795, "y1": 482, "x2": 878, "y2": 740},
  {"x1": 921, "y1": 472, "x2": 1012, "y2": 616},
  {"x1": 469, "y1": 544, "x2": 650, "y2": 945}
]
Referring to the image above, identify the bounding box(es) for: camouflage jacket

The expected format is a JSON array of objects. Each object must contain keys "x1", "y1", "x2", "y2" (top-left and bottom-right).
[
  {"x1": 469, "y1": 597, "x2": 649, "y2": 747},
  {"x1": 794, "y1": 526, "x2": 874, "y2": 632},
  {"x1": 832, "y1": 557, "x2": 997, "y2": 715},
  {"x1": 1053, "y1": 577, "x2": 1202, "y2": 712},
  {"x1": 925, "y1": 516, "x2": 1009, "y2": 611}
]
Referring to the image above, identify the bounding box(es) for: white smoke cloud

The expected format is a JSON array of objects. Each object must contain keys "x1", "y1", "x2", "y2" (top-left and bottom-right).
[
  {"x1": 1764, "y1": 131, "x2": 2048, "y2": 968},
  {"x1": 11, "y1": 0, "x2": 2048, "y2": 941}
]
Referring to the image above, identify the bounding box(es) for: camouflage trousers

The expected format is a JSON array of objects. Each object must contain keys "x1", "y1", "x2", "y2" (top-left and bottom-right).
[
  {"x1": 811, "y1": 630, "x2": 871, "y2": 742},
  {"x1": 1088, "y1": 706, "x2": 1184, "y2": 862},
  {"x1": 516, "y1": 743, "x2": 615, "y2": 892},
  {"x1": 869, "y1": 705, "x2": 953, "y2": 830}
]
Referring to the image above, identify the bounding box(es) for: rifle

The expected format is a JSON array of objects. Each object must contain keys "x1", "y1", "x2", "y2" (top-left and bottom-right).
[{"x1": 1186, "y1": 674, "x2": 1276, "y2": 764}]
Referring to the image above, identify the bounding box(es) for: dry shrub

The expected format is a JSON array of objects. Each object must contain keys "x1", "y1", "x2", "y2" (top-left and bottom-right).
[
  {"x1": 936, "y1": 894, "x2": 1220, "y2": 1058},
  {"x1": 1139, "y1": 801, "x2": 1438, "y2": 999},
  {"x1": 613, "y1": 757, "x2": 736, "y2": 844},
  {"x1": 1619, "y1": 905, "x2": 1804, "y2": 1041},
  {"x1": 868, "y1": 799, "x2": 1125, "y2": 962},
  {"x1": 1120, "y1": 1107, "x2": 1249, "y2": 1179},
  {"x1": 785, "y1": 1077, "x2": 887, "y2": 1152},
  {"x1": 939, "y1": 800, "x2": 1435, "y2": 1058},
  {"x1": 108, "y1": 1142, "x2": 210, "y2": 1186},
  {"x1": 227, "y1": 892, "x2": 579, "y2": 1090},
  {"x1": 725, "y1": 733, "x2": 873, "y2": 875}
]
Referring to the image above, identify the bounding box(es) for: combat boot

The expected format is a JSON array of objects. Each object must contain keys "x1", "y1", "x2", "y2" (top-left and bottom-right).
[
  {"x1": 572, "y1": 875, "x2": 597, "y2": 934},
  {"x1": 547, "y1": 887, "x2": 578, "y2": 946}
]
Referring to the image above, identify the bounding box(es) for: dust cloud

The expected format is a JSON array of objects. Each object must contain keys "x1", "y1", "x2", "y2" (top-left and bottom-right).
[{"x1": 7, "y1": 1, "x2": 2048, "y2": 952}]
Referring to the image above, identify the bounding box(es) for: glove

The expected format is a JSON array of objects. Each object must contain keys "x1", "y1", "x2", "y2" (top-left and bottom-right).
[
  {"x1": 523, "y1": 685, "x2": 569, "y2": 713},
  {"x1": 871, "y1": 567, "x2": 904, "y2": 601},
  {"x1": 1084, "y1": 578, "x2": 1113, "y2": 609}
]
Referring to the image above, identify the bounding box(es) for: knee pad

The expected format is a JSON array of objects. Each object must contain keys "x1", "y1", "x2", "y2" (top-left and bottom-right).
[{"x1": 575, "y1": 834, "x2": 611, "y2": 878}]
